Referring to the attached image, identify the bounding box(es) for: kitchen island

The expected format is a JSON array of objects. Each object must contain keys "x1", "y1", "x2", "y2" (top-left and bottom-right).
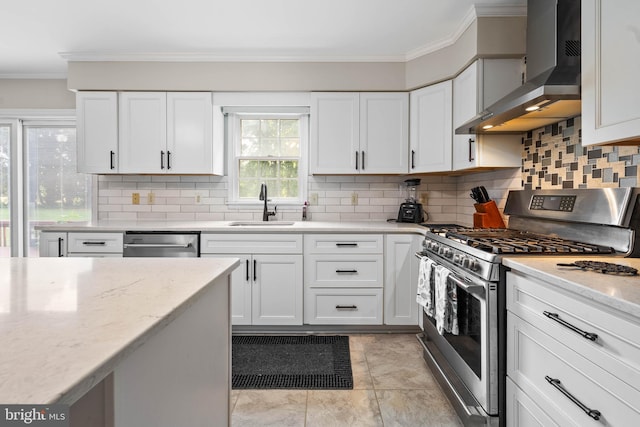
[{"x1": 0, "y1": 257, "x2": 238, "y2": 427}]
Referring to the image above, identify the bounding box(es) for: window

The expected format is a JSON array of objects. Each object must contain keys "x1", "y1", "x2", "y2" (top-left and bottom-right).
[{"x1": 228, "y1": 111, "x2": 308, "y2": 204}]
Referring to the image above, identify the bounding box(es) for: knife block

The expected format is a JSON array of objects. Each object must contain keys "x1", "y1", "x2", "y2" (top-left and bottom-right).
[{"x1": 473, "y1": 200, "x2": 506, "y2": 228}]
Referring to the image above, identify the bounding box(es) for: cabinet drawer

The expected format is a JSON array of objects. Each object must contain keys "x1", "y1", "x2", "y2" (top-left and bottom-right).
[
  {"x1": 507, "y1": 271, "x2": 640, "y2": 391},
  {"x1": 67, "y1": 232, "x2": 123, "y2": 253},
  {"x1": 304, "y1": 234, "x2": 383, "y2": 254},
  {"x1": 305, "y1": 255, "x2": 383, "y2": 288},
  {"x1": 507, "y1": 312, "x2": 640, "y2": 426},
  {"x1": 506, "y1": 377, "x2": 562, "y2": 427},
  {"x1": 200, "y1": 233, "x2": 302, "y2": 254},
  {"x1": 304, "y1": 288, "x2": 383, "y2": 324}
]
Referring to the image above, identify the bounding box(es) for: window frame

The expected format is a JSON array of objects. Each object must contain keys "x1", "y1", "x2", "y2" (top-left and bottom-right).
[{"x1": 227, "y1": 111, "x2": 308, "y2": 206}]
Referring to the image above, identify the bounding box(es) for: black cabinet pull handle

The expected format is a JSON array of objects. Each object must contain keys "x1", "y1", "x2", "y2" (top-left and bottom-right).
[
  {"x1": 543, "y1": 311, "x2": 598, "y2": 341},
  {"x1": 411, "y1": 150, "x2": 415, "y2": 169},
  {"x1": 545, "y1": 376, "x2": 601, "y2": 420},
  {"x1": 160, "y1": 151, "x2": 165, "y2": 169},
  {"x1": 336, "y1": 243, "x2": 358, "y2": 247},
  {"x1": 468, "y1": 138, "x2": 475, "y2": 162},
  {"x1": 361, "y1": 151, "x2": 365, "y2": 170},
  {"x1": 336, "y1": 305, "x2": 357, "y2": 310},
  {"x1": 336, "y1": 269, "x2": 358, "y2": 273},
  {"x1": 245, "y1": 259, "x2": 249, "y2": 282},
  {"x1": 110, "y1": 150, "x2": 115, "y2": 170},
  {"x1": 355, "y1": 151, "x2": 359, "y2": 170},
  {"x1": 253, "y1": 259, "x2": 257, "y2": 282},
  {"x1": 57, "y1": 237, "x2": 64, "y2": 257},
  {"x1": 82, "y1": 241, "x2": 106, "y2": 246},
  {"x1": 167, "y1": 150, "x2": 172, "y2": 170}
]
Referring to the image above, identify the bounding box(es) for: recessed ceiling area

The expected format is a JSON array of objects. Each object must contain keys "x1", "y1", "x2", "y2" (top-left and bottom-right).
[{"x1": 0, "y1": 0, "x2": 525, "y2": 78}]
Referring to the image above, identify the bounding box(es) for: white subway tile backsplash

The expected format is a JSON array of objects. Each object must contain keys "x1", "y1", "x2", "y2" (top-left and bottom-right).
[{"x1": 96, "y1": 170, "x2": 523, "y2": 223}]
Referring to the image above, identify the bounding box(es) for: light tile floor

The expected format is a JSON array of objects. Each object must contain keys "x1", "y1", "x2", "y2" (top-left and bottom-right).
[{"x1": 231, "y1": 334, "x2": 463, "y2": 427}]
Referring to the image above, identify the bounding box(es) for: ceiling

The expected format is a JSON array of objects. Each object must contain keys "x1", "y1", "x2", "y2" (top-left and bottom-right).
[{"x1": 0, "y1": 0, "x2": 525, "y2": 78}]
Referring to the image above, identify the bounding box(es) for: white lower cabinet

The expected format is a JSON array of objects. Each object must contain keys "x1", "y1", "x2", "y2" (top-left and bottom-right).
[
  {"x1": 304, "y1": 234, "x2": 383, "y2": 325},
  {"x1": 305, "y1": 288, "x2": 383, "y2": 325},
  {"x1": 384, "y1": 234, "x2": 421, "y2": 325},
  {"x1": 39, "y1": 232, "x2": 123, "y2": 257},
  {"x1": 201, "y1": 234, "x2": 303, "y2": 326},
  {"x1": 39, "y1": 232, "x2": 68, "y2": 257},
  {"x1": 506, "y1": 270, "x2": 640, "y2": 426}
]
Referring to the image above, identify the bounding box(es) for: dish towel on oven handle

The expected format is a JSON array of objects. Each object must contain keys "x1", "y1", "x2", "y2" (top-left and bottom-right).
[
  {"x1": 434, "y1": 265, "x2": 459, "y2": 335},
  {"x1": 416, "y1": 257, "x2": 435, "y2": 316}
]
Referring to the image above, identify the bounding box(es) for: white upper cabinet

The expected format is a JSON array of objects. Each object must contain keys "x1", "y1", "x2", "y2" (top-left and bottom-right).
[
  {"x1": 310, "y1": 92, "x2": 408, "y2": 174},
  {"x1": 119, "y1": 92, "x2": 167, "y2": 173},
  {"x1": 76, "y1": 92, "x2": 119, "y2": 173},
  {"x1": 359, "y1": 93, "x2": 409, "y2": 174},
  {"x1": 452, "y1": 59, "x2": 523, "y2": 171},
  {"x1": 310, "y1": 93, "x2": 359, "y2": 174},
  {"x1": 409, "y1": 80, "x2": 453, "y2": 173},
  {"x1": 166, "y1": 92, "x2": 214, "y2": 174},
  {"x1": 582, "y1": 0, "x2": 640, "y2": 145},
  {"x1": 117, "y1": 91, "x2": 219, "y2": 174}
]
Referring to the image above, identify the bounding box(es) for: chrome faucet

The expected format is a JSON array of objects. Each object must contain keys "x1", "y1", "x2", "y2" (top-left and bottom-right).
[{"x1": 259, "y1": 183, "x2": 276, "y2": 221}]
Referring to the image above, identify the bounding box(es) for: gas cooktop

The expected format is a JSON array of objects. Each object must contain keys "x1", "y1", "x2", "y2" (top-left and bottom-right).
[{"x1": 423, "y1": 224, "x2": 616, "y2": 255}]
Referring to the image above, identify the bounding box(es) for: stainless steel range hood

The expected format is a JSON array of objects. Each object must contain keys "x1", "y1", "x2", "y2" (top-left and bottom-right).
[{"x1": 456, "y1": 0, "x2": 581, "y2": 134}]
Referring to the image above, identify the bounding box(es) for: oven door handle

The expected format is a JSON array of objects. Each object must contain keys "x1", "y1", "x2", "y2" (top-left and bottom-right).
[
  {"x1": 415, "y1": 252, "x2": 485, "y2": 295},
  {"x1": 447, "y1": 273, "x2": 485, "y2": 294}
]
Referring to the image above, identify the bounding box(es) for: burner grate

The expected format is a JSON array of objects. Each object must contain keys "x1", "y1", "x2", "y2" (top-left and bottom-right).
[
  {"x1": 439, "y1": 228, "x2": 615, "y2": 255},
  {"x1": 557, "y1": 261, "x2": 638, "y2": 276}
]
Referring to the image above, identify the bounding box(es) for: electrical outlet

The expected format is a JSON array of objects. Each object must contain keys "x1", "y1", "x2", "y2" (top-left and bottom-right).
[
  {"x1": 195, "y1": 193, "x2": 202, "y2": 204},
  {"x1": 132, "y1": 193, "x2": 140, "y2": 205},
  {"x1": 309, "y1": 193, "x2": 318, "y2": 205},
  {"x1": 419, "y1": 192, "x2": 428, "y2": 205},
  {"x1": 147, "y1": 192, "x2": 155, "y2": 204},
  {"x1": 351, "y1": 192, "x2": 358, "y2": 205}
]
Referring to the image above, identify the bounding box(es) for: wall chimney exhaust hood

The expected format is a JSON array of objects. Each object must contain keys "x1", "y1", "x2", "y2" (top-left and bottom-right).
[{"x1": 456, "y1": 0, "x2": 581, "y2": 134}]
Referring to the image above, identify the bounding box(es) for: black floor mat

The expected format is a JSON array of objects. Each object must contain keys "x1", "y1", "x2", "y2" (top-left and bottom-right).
[{"x1": 232, "y1": 335, "x2": 353, "y2": 389}]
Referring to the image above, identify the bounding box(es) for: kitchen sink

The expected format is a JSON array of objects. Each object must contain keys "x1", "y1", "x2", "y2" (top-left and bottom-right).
[{"x1": 228, "y1": 221, "x2": 295, "y2": 226}]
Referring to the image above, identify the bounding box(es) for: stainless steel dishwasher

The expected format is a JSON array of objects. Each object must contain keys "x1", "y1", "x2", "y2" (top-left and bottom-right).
[{"x1": 123, "y1": 231, "x2": 200, "y2": 257}]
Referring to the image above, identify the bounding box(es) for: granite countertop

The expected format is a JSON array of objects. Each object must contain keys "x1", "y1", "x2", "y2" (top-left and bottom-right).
[
  {"x1": 0, "y1": 257, "x2": 239, "y2": 405},
  {"x1": 35, "y1": 220, "x2": 429, "y2": 234},
  {"x1": 503, "y1": 256, "x2": 640, "y2": 319}
]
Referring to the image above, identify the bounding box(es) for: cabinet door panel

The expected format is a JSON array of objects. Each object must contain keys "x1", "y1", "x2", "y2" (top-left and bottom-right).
[
  {"x1": 231, "y1": 256, "x2": 252, "y2": 325},
  {"x1": 76, "y1": 92, "x2": 118, "y2": 173},
  {"x1": 39, "y1": 232, "x2": 67, "y2": 257},
  {"x1": 583, "y1": 0, "x2": 640, "y2": 145},
  {"x1": 310, "y1": 93, "x2": 359, "y2": 174},
  {"x1": 252, "y1": 255, "x2": 303, "y2": 325},
  {"x1": 384, "y1": 234, "x2": 420, "y2": 325},
  {"x1": 166, "y1": 92, "x2": 213, "y2": 174},
  {"x1": 409, "y1": 81, "x2": 452, "y2": 172},
  {"x1": 359, "y1": 93, "x2": 408, "y2": 174},
  {"x1": 119, "y1": 92, "x2": 167, "y2": 173}
]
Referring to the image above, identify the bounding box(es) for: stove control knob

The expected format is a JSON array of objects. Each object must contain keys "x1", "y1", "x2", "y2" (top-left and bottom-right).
[
  {"x1": 442, "y1": 248, "x2": 453, "y2": 258},
  {"x1": 453, "y1": 254, "x2": 461, "y2": 264},
  {"x1": 462, "y1": 257, "x2": 470, "y2": 268},
  {"x1": 468, "y1": 260, "x2": 479, "y2": 271}
]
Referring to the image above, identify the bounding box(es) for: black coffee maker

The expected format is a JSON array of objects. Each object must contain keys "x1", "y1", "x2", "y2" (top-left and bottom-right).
[{"x1": 397, "y1": 179, "x2": 425, "y2": 223}]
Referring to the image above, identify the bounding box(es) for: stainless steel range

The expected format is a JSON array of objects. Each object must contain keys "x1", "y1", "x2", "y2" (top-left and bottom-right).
[{"x1": 416, "y1": 188, "x2": 640, "y2": 427}]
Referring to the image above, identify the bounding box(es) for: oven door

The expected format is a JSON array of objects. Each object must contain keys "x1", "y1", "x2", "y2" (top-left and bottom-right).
[{"x1": 418, "y1": 251, "x2": 498, "y2": 420}]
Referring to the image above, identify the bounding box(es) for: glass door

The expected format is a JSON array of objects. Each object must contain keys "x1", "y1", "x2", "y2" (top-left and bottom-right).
[
  {"x1": 0, "y1": 125, "x2": 10, "y2": 257},
  {"x1": 24, "y1": 122, "x2": 91, "y2": 256}
]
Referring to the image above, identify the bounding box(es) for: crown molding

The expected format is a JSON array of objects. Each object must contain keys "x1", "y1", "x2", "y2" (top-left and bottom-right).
[
  {"x1": 0, "y1": 73, "x2": 67, "y2": 79},
  {"x1": 59, "y1": 51, "x2": 408, "y2": 63},
  {"x1": 405, "y1": 4, "x2": 526, "y2": 61},
  {"x1": 59, "y1": 4, "x2": 526, "y2": 65}
]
